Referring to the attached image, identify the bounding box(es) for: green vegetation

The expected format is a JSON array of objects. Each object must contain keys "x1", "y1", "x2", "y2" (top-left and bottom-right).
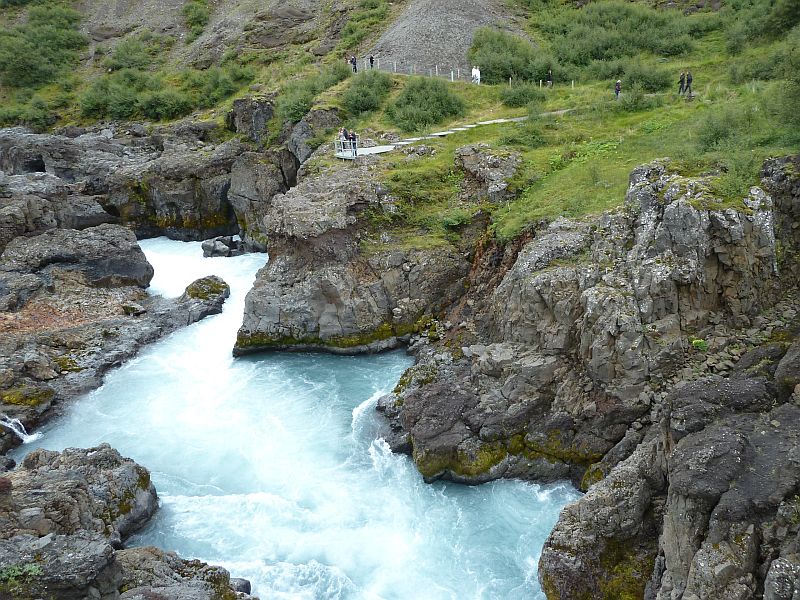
[
  {"x1": 339, "y1": 0, "x2": 390, "y2": 49},
  {"x1": 183, "y1": 0, "x2": 210, "y2": 42},
  {"x1": 342, "y1": 70, "x2": 393, "y2": 116},
  {"x1": 0, "y1": 5, "x2": 85, "y2": 88},
  {"x1": 387, "y1": 77, "x2": 466, "y2": 132},
  {"x1": 500, "y1": 83, "x2": 545, "y2": 108},
  {"x1": 0, "y1": 563, "x2": 44, "y2": 597},
  {"x1": 276, "y1": 63, "x2": 352, "y2": 123}
]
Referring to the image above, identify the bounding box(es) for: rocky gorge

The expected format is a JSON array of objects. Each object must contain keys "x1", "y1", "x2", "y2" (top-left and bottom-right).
[
  {"x1": 1, "y1": 92, "x2": 799, "y2": 598},
  {"x1": 231, "y1": 134, "x2": 800, "y2": 599}
]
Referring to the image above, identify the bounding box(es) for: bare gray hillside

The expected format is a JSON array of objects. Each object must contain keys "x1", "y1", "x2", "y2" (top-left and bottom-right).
[{"x1": 368, "y1": 0, "x2": 519, "y2": 72}]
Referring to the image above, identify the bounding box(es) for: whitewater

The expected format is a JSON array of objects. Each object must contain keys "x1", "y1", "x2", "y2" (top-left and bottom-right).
[{"x1": 11, "y1": 238, "x2": 578, "y2": 599}]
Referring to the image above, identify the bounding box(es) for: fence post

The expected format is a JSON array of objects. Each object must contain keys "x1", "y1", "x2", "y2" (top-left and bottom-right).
[
  {"x1": 509, "y1": 77, "x2": 512, "y2": 87},
  {"x1": 540, "y1": 80, "x2": 542, "y2": 88},
  {"x1": 377, "y1": 58, "x2": 380, "y2": 70},
  {"x1": 572, "y1": 80, "x2": 574, "y2": 89},
  {"x1": 393, "y1": 61, "x2": 396, "y2": 73},
  {"x1": 451, "y1": 70, "x2": 454, "y2": 82},
  {"x1": 435, "y1": 65, "x2": 439, "y2": 77},
  {"x1": 457, "y1": 68, "x2": 461, "y2": 79}
]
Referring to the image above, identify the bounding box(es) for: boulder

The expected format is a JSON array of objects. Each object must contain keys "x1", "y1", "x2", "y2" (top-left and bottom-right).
[{"x1": 226, "y1": 96, "x2": 276, "y2": 145}]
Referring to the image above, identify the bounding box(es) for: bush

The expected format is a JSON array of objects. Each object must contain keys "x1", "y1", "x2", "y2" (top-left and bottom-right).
[
  {"x1": 469, "y1": 28, "x2": 551, "y2": 84},
  {"x1": 276, "y1": 63, "x2": 352, "y2": 123},
  {"x1": 339, "y1": 0, "x2": 389, "y2": 48},
  {"x1": 183, "y1": 0, "x2": 210, "y2": 41},
  {"x1": 619, "y1": 83, "x2": 659, "y2": 112},
  {"x1": 696, "y1": 106, "x2": 743, "y2": 150},
  {"x1": 342, "y1": 70, "x2": 392, "y2": 115},
  {"x1": 621, "y1": 59, "x2": 671, "y2": 92},
  {"x1": 138, "y1": 89, "x2": 193, "y2": 120},
  {"x1": 500, "y1": 83, "x2": 545, "y2": 107},
  {"x1": 387, "y1": 77, "x2": 465, "y2": 132},
  {"x1": 0, "y1": 5, "x2": 86, "y2": 88},
  {"x1": 104, "y1": 36, "x2": 160, "y2": 71},
  {"x1": 542, "y1": 1, "x2": 693, "y2": 66}
]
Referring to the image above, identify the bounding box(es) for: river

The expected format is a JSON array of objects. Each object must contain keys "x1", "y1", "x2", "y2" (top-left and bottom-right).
[{"x1": 12, "y1": 238, "x2": 578, "y2": 599}]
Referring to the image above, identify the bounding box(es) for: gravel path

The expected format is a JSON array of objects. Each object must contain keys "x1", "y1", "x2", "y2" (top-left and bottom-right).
[{"x1": 368, "y1": 0, "x2": 519, "y2": 73}]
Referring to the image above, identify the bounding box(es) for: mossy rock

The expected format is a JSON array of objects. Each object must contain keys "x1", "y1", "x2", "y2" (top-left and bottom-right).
[
  {"x1": 0, "y1": 386, "x2": 54, "y2": 407},
  {"x1": 185, "y1": 276, "x2": 230, "y2": 300}
]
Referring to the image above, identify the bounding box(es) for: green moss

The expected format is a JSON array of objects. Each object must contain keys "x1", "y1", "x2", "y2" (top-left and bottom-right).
[
  {"x1": 580, "y1": 463, "x2": 606, "y2": 491},
  {"x1": 0, "y1": 386, "x2": 54, "y2": 407},
  {"x1": 597, "y1": 538, "x2": 655, "y2": 600},
  {"x1": 53, "y1": 354, "x2": 83, "y2": 373},
  {"x1": 185, "y1": 278, "x2": 230, "y2": 300}
]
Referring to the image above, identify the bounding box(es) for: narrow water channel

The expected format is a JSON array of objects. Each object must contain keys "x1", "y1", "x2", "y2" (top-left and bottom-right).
[{"x1": 13, "y1": 238, "x2": 578, "y2": 599}]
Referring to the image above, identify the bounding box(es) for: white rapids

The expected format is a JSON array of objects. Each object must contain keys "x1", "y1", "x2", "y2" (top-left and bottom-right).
[{"x1": 12, "y1": 237, "x2": 579, "y2": 600}]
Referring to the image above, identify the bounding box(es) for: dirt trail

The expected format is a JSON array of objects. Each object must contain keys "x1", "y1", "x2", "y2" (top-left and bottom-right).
[{"x1": 368, "y1": 0, "x2": 520, "y2": 72}]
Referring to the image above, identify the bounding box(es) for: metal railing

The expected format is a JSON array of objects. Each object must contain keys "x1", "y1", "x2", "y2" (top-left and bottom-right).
[{"x1": 334, "y1": 136, "x2": 360, "y2": 159}]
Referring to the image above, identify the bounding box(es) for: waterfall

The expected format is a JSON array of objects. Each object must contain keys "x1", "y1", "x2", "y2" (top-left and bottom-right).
[{"x1": 0, "y1": 415, "x2": 42, "y2": 444}]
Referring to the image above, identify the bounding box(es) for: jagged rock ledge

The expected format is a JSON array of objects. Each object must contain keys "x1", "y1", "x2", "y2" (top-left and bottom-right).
[{"x1": 0, "y1": 444, "x2": 255, "y2": 599}]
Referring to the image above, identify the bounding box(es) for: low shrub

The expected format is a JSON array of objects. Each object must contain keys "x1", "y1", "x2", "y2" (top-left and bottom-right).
[
  {"x1": 500, "y1": 82, "x2": 545, "y2": 107},
  {"x1": 342, "y1": 70, "x2": 392, "y2": 115},
  {"x1": 138, "y1": 89, "x2": 193, "y2": 120},
  {"x1": 183, "y1": 0, "x2": 210, "y2": 41},
  {"x1": 0, "y1": 5, "x2": 86, "y2": 88},
  {"x1": 387, "y1": 77, "x2": 465, "y2": 132},
  {"x1": 696, "y1": 105, "x2": 742, "y2": 151},
  {"x1": 620, "y1": 59, "x2": 671, "y2": 92},
  {"x1": 276, "y1": 63, "x2": 352, "y2": 123},
  {"x1": 469, "y1": 28, "x2": 551, "y2": 84}
]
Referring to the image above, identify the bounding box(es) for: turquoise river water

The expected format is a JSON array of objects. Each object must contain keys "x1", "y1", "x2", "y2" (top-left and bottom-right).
[{"x1": 12, "y1": 238, "x2": 578, "y2": 600}]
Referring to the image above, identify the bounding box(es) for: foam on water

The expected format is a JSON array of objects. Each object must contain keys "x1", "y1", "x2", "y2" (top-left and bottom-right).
[{"x1": 12, "y1": 238, "x2": 579, "y2": 599}]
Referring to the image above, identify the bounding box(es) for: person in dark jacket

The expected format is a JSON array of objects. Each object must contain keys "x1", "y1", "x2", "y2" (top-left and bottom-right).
[
  {"x1": 350, "y1": 56, "x2": 357, "y2": 73},
  {"x1": 348, "y1": 130, "x2": 357, "y2": 157},
  {"x1": 614, "y1": 80, "x2": 621, "y2": 99},
  {"x1": 685, "y1": 70, "x2": 693, "y2": 98},
  {"x1": 678, "y1": 71, "x2": 686, "y2": 95},
  {"x1": 369, "y1": 55, "x2": 375, "y2": 69}
]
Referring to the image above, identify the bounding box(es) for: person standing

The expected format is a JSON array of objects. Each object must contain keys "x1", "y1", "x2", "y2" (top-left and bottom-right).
[
  {"x1": 546, "y1": 68, "x2": 553, "y2": 88},
  {"x1": 685, "y1": 70, "x2": 693, "y2": 98},
  {"x1": 475, "y1": 66, "x2": 481, "y2": 85},
  {"x1": 348, "y1": 129, "x2": 357, "y2": 157},
  {"x1": 678, "y1": 71, "x2": 686, "y2": 95},
  {"x1": 350, "y1": 55, "x2": 358, "y2": 73},
  {"x1": 369, "y1": 55, "x2": 375, "y2": 69},
  {"x1": 615, "y1": 79, "x2": 621, "y2": 100}
]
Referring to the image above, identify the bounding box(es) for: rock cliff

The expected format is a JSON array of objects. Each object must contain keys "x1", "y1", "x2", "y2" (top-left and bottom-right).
[
  {"x1": 234, "y1": 156, "x2": 472, "y2": 354},
  {"x1": 0, "y1": 445, "x2": 255, "y2": 599}
]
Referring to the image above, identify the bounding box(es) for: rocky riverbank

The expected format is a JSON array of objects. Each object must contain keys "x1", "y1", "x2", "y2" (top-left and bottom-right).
[
  {"x1": 228, "y1": 137, "x2": 800, "y2": 598},
  {"x1": 0, "y1": 444, "x2": 255, "y2": 599}
]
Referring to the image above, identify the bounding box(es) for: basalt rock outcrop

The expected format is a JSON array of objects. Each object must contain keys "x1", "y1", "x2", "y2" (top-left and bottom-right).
[
  {"x1": 370, "y1": 155, "x2": 800, "y2": 599},
  {"x1": 234, "y1": 156, "x2": 473, "y2": 355},
  {"x1": 0, "y1": 445, "x2": 256, "y2": 599},
  {"x1": 378, "y1": 159, "x2": 785, "y2": 486},
  {"x1": 0, "y1": 220, "x2": 231, "y2": 456}
]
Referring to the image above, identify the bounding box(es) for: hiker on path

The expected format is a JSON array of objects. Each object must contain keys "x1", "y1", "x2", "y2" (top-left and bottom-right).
[
  {"x1": 369, "y1": 55, "x2": 375, "y2": 69},
  {"x1": 685, "y1": 70, "x2": 693, "y2": 98},
  {"x1": 678, "y1": 71, "x2": 686, "y2": 95},
  {"x1": 615, "y1": 79, "x2": 621, "y2": 100},
  {"x1": 546, "y1": 69, "x2": 553, "y2": 88},
  {"x1": 350, "y1": 55, "x2": 358, "y2": 73},
  {"x1": 475, "y1": 66, "x2": 481, "y2": 85}
]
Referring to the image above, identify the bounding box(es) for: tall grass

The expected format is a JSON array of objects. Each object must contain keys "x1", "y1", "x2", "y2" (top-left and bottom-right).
[{"x1": 276, "y1": 63, "x2": 352, "y2": 123}]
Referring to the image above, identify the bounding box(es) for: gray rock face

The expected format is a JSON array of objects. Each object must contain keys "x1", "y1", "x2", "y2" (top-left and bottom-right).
[
  {"x1": 228, "y1": 149, "x2": 298, "y2": 251},
  {"x1": 235, "y1": 159, "x2": 470, "y2": 354},
  {"x1": 0, "y1": 125, "x2": 253, "y2": 242},
  {"x1": 226, "y1": 96, "x2": 276, "y2": 145},
  {"x1": 0, "y1": 532, "x2": 123, "y2": 600},
  {"x1": 0, "y1": 171, "x2": 113, "y2": 254},
  {"x1": 380, "y1": 160, "x2": 784, "y2": 486},
  {"x1": 455, "y1": 144, "x2": 520, "y2": 203},
  {"x1": 2, "y1": 444, "x2": 157, "y2": 540},
  {"x1": 117, "y1": 546, "x2": 256, "y2": 600},
  {"x1": 286, "y1": 108, "x2": 341, "y2": 165},
  {"x1": 1, "y1": 224, "x2": 154, "y2": 294},
  {"x1": 0, "y1": 446, "x2": 256, "y2": 600}
]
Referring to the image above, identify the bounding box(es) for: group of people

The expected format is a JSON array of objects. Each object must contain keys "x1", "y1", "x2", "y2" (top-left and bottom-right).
[
  {"x1": 471, "y1": 66, "x2": 481, "y2": 85},
  {"x1": 348, "y1": 55, "x2": 375, "y2": 73},
  {"x1": 678, "y1": 70, "x2": 693, "y2": 97},
  {"x1": 338, "y1": 127, "x2": 358, "y2": 157}
]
